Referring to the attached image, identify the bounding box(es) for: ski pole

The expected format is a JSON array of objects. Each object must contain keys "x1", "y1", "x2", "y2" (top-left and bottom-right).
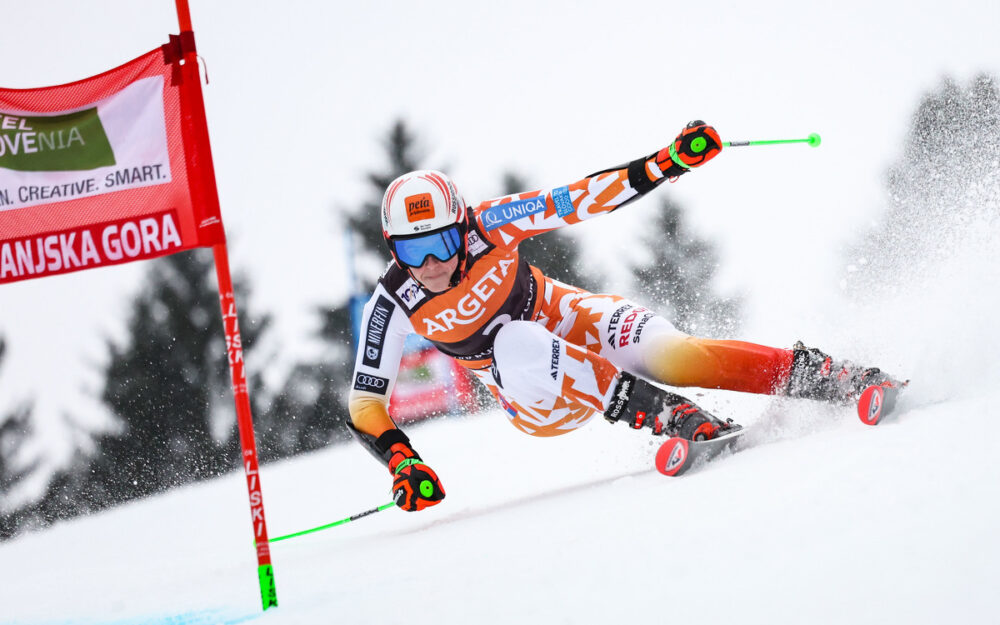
[
  {"x1": 257, "y1": 502, "x2": 396, "y2": 545},
  {"x1": 723, "y1": 132, "x2": 822, "y2": 148}
]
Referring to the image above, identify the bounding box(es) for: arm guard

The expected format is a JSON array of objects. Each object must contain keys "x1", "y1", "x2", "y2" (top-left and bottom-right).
[{"x1": 346, "y1": 422, "x2": 414, "y2": 469}]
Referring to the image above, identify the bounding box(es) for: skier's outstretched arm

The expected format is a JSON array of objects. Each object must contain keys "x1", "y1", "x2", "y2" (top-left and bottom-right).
[
  {"x1": 346, "y1": 285, "x2": 445, "y2": 512},
  {"x1": 474, "y1": 120, "x2": 722, "y2": 248}
]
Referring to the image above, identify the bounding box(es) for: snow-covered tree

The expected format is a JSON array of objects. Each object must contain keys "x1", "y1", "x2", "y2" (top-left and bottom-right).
[
  {"x1": 27, "y1": 250, "x2": 272, "y2": 522},
  {"x1": 263, "y1": 119, "x2": 432, "y2": 455},
  {"x1": 846, "y1": 74, "x2": 1000, "y2": 292},
  {"x1": 625, "y1": 197, "x2": 742, "y2": 337},
  {"x1": 0, "y1": 337, "x2": 41, "y2": 539}
]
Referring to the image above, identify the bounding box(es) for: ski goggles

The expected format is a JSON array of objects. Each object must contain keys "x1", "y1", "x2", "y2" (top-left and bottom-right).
[{"x1": 391, "y1": 225, "x2": 463, "y2": 268}]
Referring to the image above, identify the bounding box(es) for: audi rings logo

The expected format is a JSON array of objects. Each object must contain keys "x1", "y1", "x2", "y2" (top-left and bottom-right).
[
  {"x1": 353, "y1": 372, "x2": 389, "y2": 395},
  {"x1": 356, "y1": 374, "x2": 386, "y2": 388}
]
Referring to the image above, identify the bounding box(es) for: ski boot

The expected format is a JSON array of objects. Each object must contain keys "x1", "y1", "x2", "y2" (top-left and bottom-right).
[
  {"x1": 603, "y1": 372, "x2": 739, "y2": 441},
  {"x1": 786, "y1": 341, "x2": 904, "y2": 404}
]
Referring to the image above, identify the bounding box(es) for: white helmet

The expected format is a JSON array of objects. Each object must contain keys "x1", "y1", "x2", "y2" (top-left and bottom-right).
[{"x1": 381, "y1": 170, "x2": 469, "y2": 280}]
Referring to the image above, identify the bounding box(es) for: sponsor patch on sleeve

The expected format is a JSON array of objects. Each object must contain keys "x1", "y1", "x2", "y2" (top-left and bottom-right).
[
  {"x1": 395, "y1": 277, "x2": 425, "y2": 309},
  {"x1": 552, "y1": 185, "x2": 574, "y2": 217},
  {"x1": 480, "y1": 196, "x2": 549, "y2": 231},
  {"x1": 353, "y1": 372, "x2": 390, "y2": 394},
  {"x1": 467, "y1": 229, "x2": 488, "y2": 256},
  {"x1": 362, "y1": 295, "x2": 395, "y2": 368}
]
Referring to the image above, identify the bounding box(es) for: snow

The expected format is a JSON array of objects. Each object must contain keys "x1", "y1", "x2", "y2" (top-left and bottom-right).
[
  {"x1": 5, "y1": 150, "x2": 1000, "y2": 622},
  {"x1": 3, "y1": 0, "x2": 1000, "y2": 477},
  {"x1": 1, "y1": 385, "x2": 997, "y2": 624},
  {"x1": 2, "y1": 1, "x2": 1000, "y2": 623}
]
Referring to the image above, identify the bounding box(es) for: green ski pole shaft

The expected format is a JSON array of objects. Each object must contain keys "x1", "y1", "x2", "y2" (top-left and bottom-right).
[
  {"x1": 723, "y1": 132, "x2": 822, "y2": 148},
  {"x1": 258, "y1": 502, "x2": 396, "y2": 545}
]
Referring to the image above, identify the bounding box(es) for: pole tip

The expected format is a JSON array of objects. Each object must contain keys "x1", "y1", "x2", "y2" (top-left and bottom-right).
[{"x1": 808, "y1": 132, "x2": 822, "y2": 147}]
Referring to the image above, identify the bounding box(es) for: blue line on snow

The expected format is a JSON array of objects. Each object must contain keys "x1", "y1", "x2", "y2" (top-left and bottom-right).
[{"x1": 8, "y1": 608, "x2": 260, "y2": 625}]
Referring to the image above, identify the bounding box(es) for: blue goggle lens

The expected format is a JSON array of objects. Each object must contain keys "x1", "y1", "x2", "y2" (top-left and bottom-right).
[{"x1": 392, "y1": 226, "x2": 462, "y2": 268}]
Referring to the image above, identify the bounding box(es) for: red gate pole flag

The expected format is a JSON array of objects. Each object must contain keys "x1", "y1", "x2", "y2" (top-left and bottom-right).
[{"x1": 0, "y1": 0, "x2": 279, "y2": 611}]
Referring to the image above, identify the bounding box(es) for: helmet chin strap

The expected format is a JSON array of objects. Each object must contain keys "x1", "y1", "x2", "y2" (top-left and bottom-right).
[{"x1": 450, "y1": 236, "x2": 470, "y2": 287}]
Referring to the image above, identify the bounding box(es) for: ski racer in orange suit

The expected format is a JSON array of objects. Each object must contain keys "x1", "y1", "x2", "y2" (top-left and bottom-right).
[{"x1": 347, "y1": 121, "x2": 902, "y2": 511}]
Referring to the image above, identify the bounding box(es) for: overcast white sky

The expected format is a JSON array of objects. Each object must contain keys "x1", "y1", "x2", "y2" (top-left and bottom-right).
[{"x1": 1, "y1": 0, "x2": 998, "y2": 472}]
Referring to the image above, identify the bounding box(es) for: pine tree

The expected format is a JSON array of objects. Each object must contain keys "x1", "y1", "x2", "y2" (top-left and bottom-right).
[
  {"x1": 623, "y1": 197, "x2": 742, "y2": 337},
  {"x1": 261, "y1": 119, "x2": 430, "y2": 456},
  {"x1": 82, "y1": 249, "x2": 271, "y2": 504},
  {"x1": 348, "y1": 119, "x2": 426, "y2": 290},
  {"x1": 325, "y1": 119, "x2": 426, "y2": 356},
  {"x1": 0, "y1": 406, "x2": 36, "y2": 499},
  {"x1": 0, "y1": 336, "x2": 41, "y2": 539},
  {"x1": 846, "y1": 74, "x2": 1000, "y2": 291},
  {"x1": 256, "y1": 361, "x2": 346, "y2": 461}
]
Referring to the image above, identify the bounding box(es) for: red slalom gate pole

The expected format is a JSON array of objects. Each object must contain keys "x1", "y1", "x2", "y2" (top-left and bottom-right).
[
  {"x1": 174, "y1": 0, "x2": 278, "y2": 610},
  {"x1": 175, "y1": 0, "x2": 192, "y2": 31},
  {"x1": 214, "y1": 245, "x2": 278, "y2": 610}
]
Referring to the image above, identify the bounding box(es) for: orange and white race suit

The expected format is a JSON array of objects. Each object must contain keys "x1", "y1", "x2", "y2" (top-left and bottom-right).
[{"x1": 349, "y1": 148, "x2": 794, "y2": 438}]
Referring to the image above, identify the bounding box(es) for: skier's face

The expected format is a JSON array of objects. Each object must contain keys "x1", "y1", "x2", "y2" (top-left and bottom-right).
[{"x1": 411, "y1": 253, "x2": 459, "y2": 293}]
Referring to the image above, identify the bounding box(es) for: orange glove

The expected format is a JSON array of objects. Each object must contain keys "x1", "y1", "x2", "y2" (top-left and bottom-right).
[
  {"x1": 386, "y1": 437, "x2": 446, "y2": 512},
  {"x1": 660, "y1": 120, "x2": 723, "y2": 170}
]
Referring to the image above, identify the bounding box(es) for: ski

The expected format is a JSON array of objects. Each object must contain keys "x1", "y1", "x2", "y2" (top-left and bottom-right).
[
  {"x1": 654, "y1": 428, "x2": 749, "y2": 477},
  {"x1": 857, "y1": 383, "x2": 904, "y2": 426}
]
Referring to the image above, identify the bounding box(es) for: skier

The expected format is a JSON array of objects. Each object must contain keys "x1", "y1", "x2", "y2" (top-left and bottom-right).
[{"x1": 347, "y1": 120, "x2": 902, "y2": 511}]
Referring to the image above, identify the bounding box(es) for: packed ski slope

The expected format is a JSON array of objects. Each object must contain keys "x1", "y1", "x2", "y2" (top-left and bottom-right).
[
  {"x1": 1, "y1": 387, "x2": 997, "y2": 625},
  {"x1": 2, "y1": 222, "x2": 999, "y2": 625},
  {"x1": 3, "y1": 140, "x2": 999, "y2": 625}
]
